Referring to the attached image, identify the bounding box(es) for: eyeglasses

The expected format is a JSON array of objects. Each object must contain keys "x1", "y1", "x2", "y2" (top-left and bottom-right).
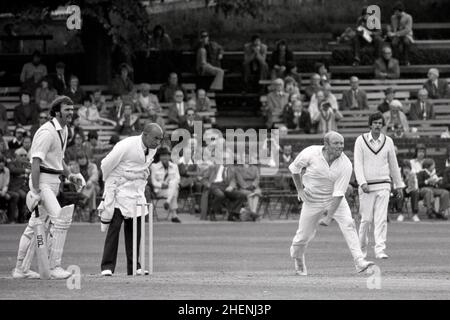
[
  {"x1": 201, "y1": 34, "x2": 209, "y2": 38},
  {"x1": 40, "y1": 117, "x2": 47, "y2": 119},
  {"x1": 187, "y1": 113, "x2": 194, "y2": 116}
]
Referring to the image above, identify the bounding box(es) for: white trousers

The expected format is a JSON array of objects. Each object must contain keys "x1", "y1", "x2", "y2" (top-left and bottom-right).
[
  {"x1": 155, "y1": 182, "x2": 179, "y2": 210},
  {"x1": 358, "y1": 189, "x2": 390, "y2": 256},
  {"x1": 290, "y1": 198, "x2": 364, "y2": 263}
]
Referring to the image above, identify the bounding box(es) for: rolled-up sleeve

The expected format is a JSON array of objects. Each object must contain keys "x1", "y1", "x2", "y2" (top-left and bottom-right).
[
  {"x1": 30, "y1": 129, "x2": 52, "y2": 161},
  {"x1": 332, "y1": 160, "x2": 352, "y2": 197},
  {"x1": 289, "y1": 148, "x2": 310, "y2": 174}
]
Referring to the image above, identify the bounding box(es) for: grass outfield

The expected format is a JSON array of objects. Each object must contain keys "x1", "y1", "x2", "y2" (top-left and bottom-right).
[{"x1": 1, "y1": 218, "x2": 450, "y2": 299}]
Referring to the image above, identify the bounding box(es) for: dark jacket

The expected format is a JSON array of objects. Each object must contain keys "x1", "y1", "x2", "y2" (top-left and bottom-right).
[
  {"x1": 340, "y1": 89, "x2": 369, "y2": 110},
  {"x1": 408, "y1": 100, "x2": 435, "y2": 120},
  {"x1": 14, "y1": 103, "x2": 40, "y2": 126},
  {"x1": 374, "y1": 57, "x2": 400, "y2": 79},
  {"x1": 270, "y1": 48, "x2": 294, "y2": 69},
  {"x1": 423, "y1": 79, "x2": 449, "y2": 99},
  {"x1": 282, "y1": 104, "x2": 311, "y2": 132},
  {"x1": 441, "y1": 167, "x2": 450, "y2": 191}
]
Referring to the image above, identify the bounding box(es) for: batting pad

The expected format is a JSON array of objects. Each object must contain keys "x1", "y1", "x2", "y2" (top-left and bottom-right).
[{"x1": 48, "y1": 205, "x2": 74, "y2": 269}]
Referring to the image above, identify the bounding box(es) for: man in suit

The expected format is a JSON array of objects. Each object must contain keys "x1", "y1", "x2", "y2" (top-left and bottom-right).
[
  {"x1": 374, "y1": 46, "x2": 400, "y2": 79},
  {"x1": 387, "y1": 2, "x2": 413, "y2": 65},
  {"x1": 63, "y1": 75, "x2": 85, "y2": 105},
  {"x1": 408, "y1": 88, "x2": 435, "y2": 120},
  {"x1": 168, "y1": 90, "x2": 186, "y2": 125},
  {"x1": 243, "y1": 35, "x2": 269, "y2": 87},
  {"x1": 340, "y1": 76, "x2": 369, "y2": 110},
  {"x1": 14, "y1": 91, "x2": 40, "y2": 126},
  {"x1": 150, "y1": 147, "x2": 181, "y2": 223},
  {"x1": 179, "y1": 108, "x2": 202, "y2": 134},
  {"x1": 423, "y1": 68, "x2": 449, "y2": 99},
  {"x1": 52, "y1": 62, "x2": 68, "y2": 95},
  {"x1": 201, "y1": 153, "x2": 246, "y2": 221},
  {"x1": 377, "y1": 87, "x2": 395, "y2": 113},
  {"x1": 263, "y1": 78, "x2": 289, "y2": 129}
]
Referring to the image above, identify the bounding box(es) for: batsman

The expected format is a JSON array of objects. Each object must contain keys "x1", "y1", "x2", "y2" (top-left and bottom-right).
[{"x1": 12, "y1": 96, "x2": 85, "y2": 279}]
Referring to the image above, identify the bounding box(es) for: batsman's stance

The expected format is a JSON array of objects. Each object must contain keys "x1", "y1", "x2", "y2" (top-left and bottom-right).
[
  {"x1": 289, "y1": 131, "x2": 375, "y2": 276},
  {"x1": 12, "y1": 96, "x2": 85, "y2": 279}
]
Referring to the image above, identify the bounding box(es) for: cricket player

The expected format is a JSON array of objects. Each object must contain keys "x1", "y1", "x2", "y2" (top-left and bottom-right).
[
  {"x1": 354, "y1": 112, "x2": 404, "y2": 259},
  {"x1": 289, "y1": 131, "x2": 374, "y2": 275},
  {"x1": 99, "y1": 123, "x2": 163, "y2": 276},
  {"x1": 12, "y1": 96, "x2": 85, "y2": 279}
]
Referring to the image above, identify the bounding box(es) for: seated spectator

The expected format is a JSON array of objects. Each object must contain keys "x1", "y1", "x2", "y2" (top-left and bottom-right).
[
  {"x1": 179, "y1": 108, "x2": 202, "y2": 135},
  {"x1": 177, "y1": 139, "x2": 203, "y2": 202},
  {"x1": 340, "y1": 76, "x2": 369, "y2": 110},
  {"x1": 51, "y1": 61, "x2": 68, "y2": 94},
  {"x1": 30, "y1": 111, "x2": 48, "y2": 138},
  {"x1": 0, "y1": 102, "x2": 7, "y2": 134},
  {"x1": 374, "y1": 46, "x2": 400, "y2": 79},
  {"x1": 110, "y1": 63, "x2": 134, "y2": 96},
  {"x1": 65, "y1": 132, "x2": 91, "y2": 161},
  {"x1": 168, "y1": 90, "x2": 187, "y2": 125},
  {"x1": 408, "y1": 88, "x2": 435, "y2": 120},
  {"x1": 383, "y1": 99, "x2": 409, "y2": 134},
  {"x1": 311, "y1": 98, "x2": 343, "y2": 134},
  {"x1": 309, "y1": 83, "x2": 339, "y2": 120},
  {"x1": 146, "y1": 107, "x2": 165, "y2": 131},
  {"x1": 14, "y1": 91, "x2": 40, "y2": 126},
  {"x1": 262, "y1": 78, "x2": 289, "y2": 129},
  {"x1": 279, "y1": 144, "x2": 295, "y2": 168},
  {"x1": 351, "y1": 6, "x2": 383, "y2": 66},
  {"x1": 158, "y1": 72, "x2": 186, "y2": 103},
  {"x1": 304, "y1": 73, "x2": 322, "y2": 101},
  {"x1": 76, "y1": 152, "x2": 100, "y2": 222},
  {"x1": 386, "y1": 2, "x2": 413, "y2": 66},
  {"x1": 115, "y1": 104, "x2": 141, "y2": 136},
  {"x1": 147, "y1": 24, "x2": 172, "y2": 52},
  {"x1": 270, "y1": 39, "x2": 294, "y2": 80},
  {"x1": 315, "y1": 62, "x2": 331, "y2": 85},
  {"x1": 196, "y1": 31, "x2": 224, "y2": 91},
  {"x1": 108, "y1": 95, "x2": 125, "y2": 122},
  {"x1": 67, "y1": 114, "x2": 85, "y2": 147},
  {"x1": 377, "y1": 87, "x2": 395, "y2": 113},
  {"x1": 38, "y1": 99, "x2": 50, "y2": 113},
  {"x1": 441, "y1": 124, "x2": 450, "y2": 139},
  {"x1": 150, "y1": 147, "x2": 181, "y2": 223},
  {"x1": 235, "y1": 162, "x2": 261, "y2": 221},
  {"x1": 0, "y1": 156, "x2": 12, "y2": 222},
  {"x1": 392, "y1": 123, "x2": 406, "y2": 139},
  {"x1": 396, "y1": 160, "x2": 420, "y2": 222},
  {"x1": 7, "y1": 148, "x2": 30, "y2": 223},
  {"x1": 423, "y1": 68, "x2": 449, "y2": 99},
  {"x1": 64, "y1": 75, "x2": 85, "y2": 105},
  {"x1": 8, "y1": 127, "x2": 27, "y2": 151},
  {"x1": 410, "y1": 143, "x2": 426, "y2": 174},
  {"x1": 82, "y1": 131, "x2": 98, "y2": 161},
  {"x1": 78, "y1": 95, "x2": 116, "y2": 126},
  {"x1": 15, "y1": 136, "x2": 31, "y2": 160},
  {"x1": 243, "y1": 35, "x2": 269, "y2": 88},
  {"x1": 282, "y1": 95, "x2": 311, "y2": 132},
  {"x1": 20, "y1": 50, "x2": 47, "y2": 94},
  {"x1": 417, "y1": 158, "x2": 449, "y2": 220},
  {"x1": 91, "y1": 88, "x2": 108, "y2": 116},
  {"x1": 194, "y1": 88, "x2": 212, "y2": 112},
  {"x1": 35, "y1": 76, "x2": 57, "y2": 105},
  {"x1": 138, "y1": 83, "x2": 161, "y2": 113},
  {"x1": 285, "y1": 61, "x2": 302, "y2": 85},
  {"x1": 284, "y1": 76, "x2": 300, "y2": 96}
]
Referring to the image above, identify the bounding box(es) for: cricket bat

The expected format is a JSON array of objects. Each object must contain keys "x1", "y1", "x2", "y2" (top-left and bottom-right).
[{"x1": 31, "y1": 207, "x2": 51, "y2": 280}]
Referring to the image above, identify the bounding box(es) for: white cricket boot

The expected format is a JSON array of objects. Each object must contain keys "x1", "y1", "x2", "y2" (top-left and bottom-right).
[
  {"x1": 12, "y1": 268, "x2": 40, "y2": 279},
  {"x1": 355, "y1": 258, "x2": 375, "y2": 273},
  {"x1": 50, "y1": 266, "x2": 71, "y2": 279}
]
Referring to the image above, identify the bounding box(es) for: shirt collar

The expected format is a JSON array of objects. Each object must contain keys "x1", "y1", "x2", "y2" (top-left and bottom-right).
[
  {"x1": 52, "y1": 117, "x2": 64, "y2": 130},
  {"x1": 369, "y1": 132, "x2": 382, "y2": 143}
]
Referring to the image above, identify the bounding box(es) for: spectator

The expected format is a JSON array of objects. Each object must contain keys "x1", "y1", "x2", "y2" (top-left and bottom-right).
[
  {"x1": 108, "y1": 95, "x2": 125, "y2": 122},
  {"x1": 284, "y1": 76, "x2": 300, "y2": 96},
  {"x1": 78, "y1": 95, "x2": 116, "y2": 126},
  {"x1": 147, "y1": 24, "x2": 172, "y2": 51},
  {"x1": 115, "y1": 104, "x2": 141, "y2": 136},
  {"x1": 65, "y1": 132, "x2": 91, "y2": 161},
  {"x1": 408, "y1": 88, "x2": 435, "y2": 120},
  {"x1": 138, "y1": 83, "x2": 161, "y2": 113},
  {"x1": 150, "y1": 147, "x2": 182, "y2": 223},
  {"x1": 352, "y1": 6, "x2": 383, "y2": 66},
  {"x1": 7, "y1": 148, "x2": 30, "y2": 223},
  {"x1": 282, "y1": 95, "x2": 311, "y2": 132},
  {"x1": 51, "y1": 61, "x2": 68, "y2": 94},
  {"x1": 0, "y1": 156, "x2": 12, "y2": 222},
  {"x1": 235, "y1": 162, "x2": 261, "y2": 221},
  {"x1": 147, "y1": 107, "x2": 165, "y2": 131},
  {"x1": 91, "y1": 88, "x2": 108, "y2": 117},
  {"x1": 377, "y1": 87, "x2": 395, "y2": 113},
  {"x1": 194, "y1": 88, "x2": 212, "y2": 112},
  {"x1": 423, "y1": 68, "x2": 449, "y2": 99},
  {"x1": 304, "y1": 73, "x2": 322, "y2": 101},
  {"x1": 285, "y1": 61, "x2": 302, "y2": 85},
  {"x1": 383, "y1": 99, "x2": 409, "y2": 134},
  {"x1": 38, "y1": 99, "x2": 50, "y2": 113},
  {"x1": 168, "y1": 90, "x2": 187, "y2": 125},
  {"x1": 82, "y1": 131, "x2": 98, "y2": 161},
  {"x1": 0, "y1": 101, "x2": 7, "y2": 134},
  {"x1": 396, "y1": 160, "x2": 420, "y2": 222},
  {"x1": 20, "y1": 50, "x2": 47, "y2": 94},
  {"x1": 30, "y1": 111, "x2": 48, "y2": 138},
  {"x1": 76, "y1": 152, "x2": 100, "y2": 222},
  {"x1": 14, "y1": 91, "x2": 40, "y2": 126},
  {"x1": 309, "y1": 83, "x2": 339, "y2": 120},
  {"x1": 279, "y1": 144, "x2": 295, "y2": 168},
  {"x1": 441, "y1": 124, "x2": 450, "y2": 139},
  {"x1": 8, "y1": 127, "x2": 27, "y2": 151},
  {"x1": 35, "y1": 76, "x2": 57, "y2": 105},
  {"x1": 270, "y1": 39, "x2": 294, "y2": 80},
  {"x1": 374, "y1": 46, "x2": 400, "y2": 79},
  {"x1": 387, "y1": 2, "x2": 413, "y2": 65},
  {"x1": 311, "y1": 98, "x2": 343, "y2": 134},
  {"x1": 416, "y1": 158, "x2": 449, "y2": 220},
  {"x1": 196, "y1": 31, "x2": 224, "y2": 91},
  {"x1": 146, "y1": 25, "x2": 174, "y2": 82},
  {"x1": 410, "y1": 143, "x2": 426, "y2": 174},
  {"x1": 110, "y1": 63, "x2": 134, "y2": 96},
  {"x1": 16, "y1": 136, "x2": 31, "y2": 160},
  {"x1": 158, "y1": 73, "x2": 187, "y2": 103},
  {"x1": 64, "y1": 75, "x2": 85, "y2": 105},
  {"x1": 262, "y1": 78, "x2": 289, "y2": 129},
  {"x1": 340, "y1": 76, "x2": 369, "y2": 110},
  {"x1": 67, "y1": 114, "x2": 85, "y2": 147},
  {"x1": 179, "y1": 108, "x2": 202, "y2": 135},
  {"x1": 243, "y1": 35, "x2": 269, "y2": 88},
  {"x1": 315, "y1": 62, "x2": 331, "y2": 85}
]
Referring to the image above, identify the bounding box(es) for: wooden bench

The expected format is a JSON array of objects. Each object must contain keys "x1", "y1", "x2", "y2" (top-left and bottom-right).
[
  {"x1": 329, "y1": 65, "x2": 450, "y2": 76},
  {"x1": 329, "y1": 40, "x2": 450, "y2": 50}
]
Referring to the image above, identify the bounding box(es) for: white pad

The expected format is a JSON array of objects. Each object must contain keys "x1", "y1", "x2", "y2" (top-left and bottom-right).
[
  {"x1": 16, "y1": 225, "x2": 34, "y2": 271},
  {"x1": 48, "y1": 205, "x2": 74, "y2": 269}
]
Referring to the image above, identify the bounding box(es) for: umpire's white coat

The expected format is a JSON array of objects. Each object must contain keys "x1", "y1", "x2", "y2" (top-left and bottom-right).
[{"x1": 98, "y1": 135, "x2": 156, "y2": 222}]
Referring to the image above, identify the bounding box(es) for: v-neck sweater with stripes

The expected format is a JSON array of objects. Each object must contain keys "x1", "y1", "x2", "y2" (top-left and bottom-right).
[{"x1": 354, "y1": 132, "x2": 405, "y2": 192}]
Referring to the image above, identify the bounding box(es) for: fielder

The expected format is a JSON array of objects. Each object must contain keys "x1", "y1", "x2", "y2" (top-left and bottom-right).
[
  {"x1": 354, "y1": 112, "x2": 404, "y2": 259},
  {"x1": 12, "y1": 96, "x2": 85, "y2": 279},
  {"x1": 289, "y1": 131, "x2": 374, "y2": 275},
  {"x1": 99, "y1": 122, "x2": 163, "y2": 276}
]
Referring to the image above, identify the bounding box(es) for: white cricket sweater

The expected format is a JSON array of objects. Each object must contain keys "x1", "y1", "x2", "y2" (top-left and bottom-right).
[{"x1": 354, "y1": 132, "x2": 405, "y2": 192}]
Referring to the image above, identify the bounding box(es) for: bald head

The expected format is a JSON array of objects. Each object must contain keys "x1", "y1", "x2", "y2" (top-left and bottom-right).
[
  {"x1": 324, "y1": 131, "x2": 344, "y2": 160},
  {"x1": 143, "y1": 122, "x2": 163, "y2": 135},
  {"x1": 142, "y1": 122, "x2": 164, "y2": 149},
  {"x1": 324, "y1": 131, "x2": 343, "y2": 145}
]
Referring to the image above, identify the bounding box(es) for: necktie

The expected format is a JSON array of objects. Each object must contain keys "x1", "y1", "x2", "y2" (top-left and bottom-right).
[{"x1": 145, "y1": 147, "x2": 149, "y2": 157}]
